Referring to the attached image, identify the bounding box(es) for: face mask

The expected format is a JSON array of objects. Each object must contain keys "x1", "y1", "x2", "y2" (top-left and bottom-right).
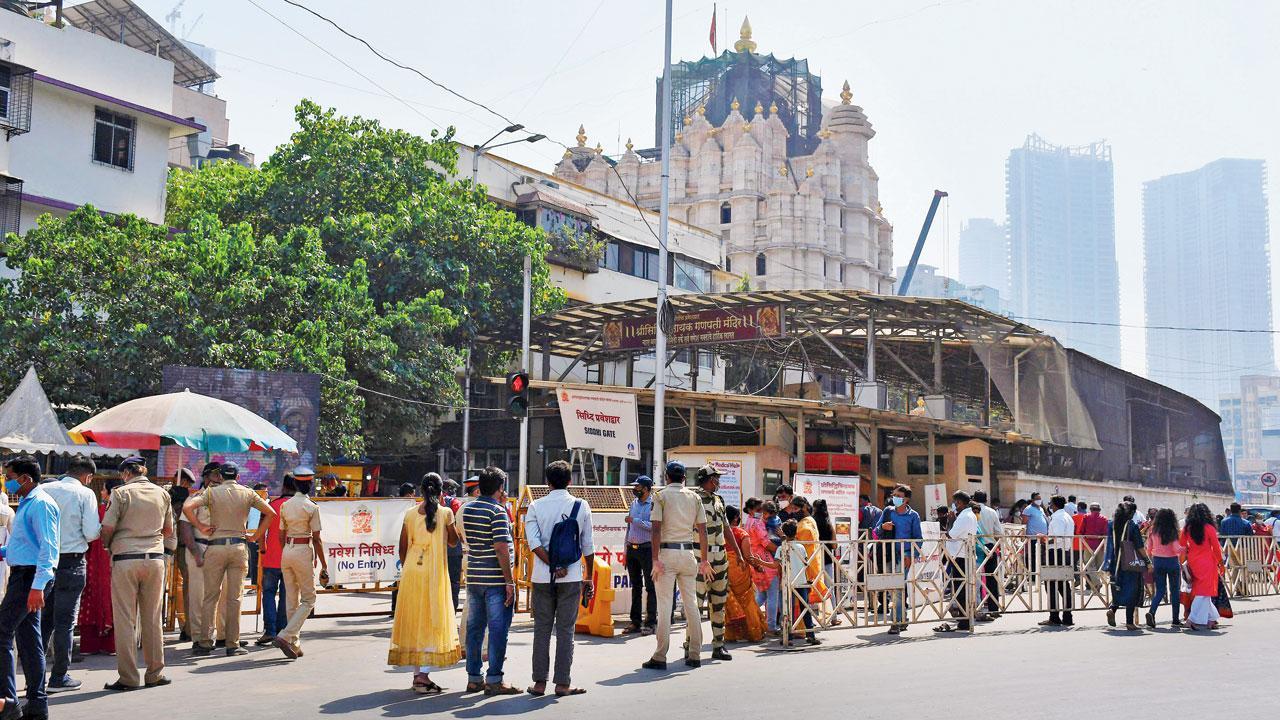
[
  {"x1": 752, "y1": 512, "x2": 762, "y2": 520},
  {"x1": 891, "y1": 496, "x2": 905, "y2": 508},
  {"x1": 632, "y1": 489, "x2": 643, "y2": 499},
  {"x1": 1033, "y1": 499, "x2": 1042, "y2": 507},
  {"x1": 4, "y1": 480, "x2": 17, "y2": 495}
]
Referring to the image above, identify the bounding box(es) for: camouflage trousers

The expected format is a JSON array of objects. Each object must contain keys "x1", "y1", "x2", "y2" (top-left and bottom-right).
[{"x1": 697, "y1": 547, "x2": 729, "y2": 649}]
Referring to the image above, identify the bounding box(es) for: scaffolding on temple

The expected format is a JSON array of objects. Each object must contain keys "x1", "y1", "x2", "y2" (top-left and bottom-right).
[{"x1": 653, "y1": 17, "x2": 824, "y2": 158}]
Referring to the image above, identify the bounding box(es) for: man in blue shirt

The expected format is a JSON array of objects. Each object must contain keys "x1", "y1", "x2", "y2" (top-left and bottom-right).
[
  {"x1": 0, "y1": 457, "x2": 59, "y2": 720},
  {"x1": 1022, "y1": 493, "x2": 1049, "y2": 536},
  {"x1": 38, "y1": 456, "x2": 100, "y2": 694},
  {"x1": 876, "y1": 484, "x2": 922, "y2": 635},
  {"x1": 458, "y1": 467, "x2": 517, "y2": 696},
  {"x1": 1220, "y1": 503, "x2": 1254, "y2": 537},
  {"x1": 623, "y1": 475, "x2": 657, "y2": 635}
]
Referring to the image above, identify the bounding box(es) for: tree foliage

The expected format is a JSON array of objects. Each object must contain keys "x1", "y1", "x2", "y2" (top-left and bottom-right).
[{"x1": 1, "y1": 100, "x2": 561, "y2": 457}]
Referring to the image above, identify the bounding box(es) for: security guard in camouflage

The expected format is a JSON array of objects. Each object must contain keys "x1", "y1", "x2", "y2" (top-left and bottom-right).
[{"x1": 692, "y1": 464, "x2": 744, "y2": 661}]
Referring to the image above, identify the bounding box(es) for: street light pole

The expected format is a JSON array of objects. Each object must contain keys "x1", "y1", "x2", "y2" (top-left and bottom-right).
[
  {"x1": 653, "y1": 0, "x2": 673, "y2": 480},
  {"x1": 462, "y1": 126, "x2": 545, "y2": 481},
  {"x1": 519, "y1": 253, "x2": 532, "y2": 492}
]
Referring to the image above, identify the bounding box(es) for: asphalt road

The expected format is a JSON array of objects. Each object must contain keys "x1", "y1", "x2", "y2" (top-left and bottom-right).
[{"x1": 48, "y1": 591, "x2": 1274, "y2": 719}]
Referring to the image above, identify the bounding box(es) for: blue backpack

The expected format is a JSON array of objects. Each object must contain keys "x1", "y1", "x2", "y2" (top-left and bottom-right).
[{"x1": 547, "y1": 500, "x2": 584, "y2": 570}]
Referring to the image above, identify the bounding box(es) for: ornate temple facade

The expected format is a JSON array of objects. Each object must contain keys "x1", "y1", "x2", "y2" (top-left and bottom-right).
[{"x1": 552, "y1": 19, "x2": 895, "y2": 293}]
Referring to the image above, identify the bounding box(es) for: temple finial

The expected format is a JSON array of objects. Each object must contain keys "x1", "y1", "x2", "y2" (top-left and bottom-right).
[
  {"x1": 625, "y1": 137, "x2": 634, "y2": 152},
  {"x1": 576, "y1": 125, "x2": 587, "y2": 147},
  {"x1": 734, "y1": 16, "x2": 757, "y2": 53},
  {"x1": 840, "y1": 80, "x2": 852, "y2": 105}
]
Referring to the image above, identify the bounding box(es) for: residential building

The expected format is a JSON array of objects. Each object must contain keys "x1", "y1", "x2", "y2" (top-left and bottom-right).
[
  {"x1": 958, "y1": 218, "x2": 1007, "y2": 297},
  {"x1": 552, "y1": 19, "x2": 895, "y2": 293},
  {"x1": 1006, "y1": 134, "x2": 1120, "y2": 364},
  {"x1": 1143, "y1": 159, "x2": 1273, "y2": 408},
  {"x1": 1219, "y1": 375, "x2": 1280, "y2": 496},
  {"x1": 0, "y1": 3, "x2": 208, "y2": 244},
  {"x1": 893, "y1": 263, "x2": 1006, "y2": 315}
]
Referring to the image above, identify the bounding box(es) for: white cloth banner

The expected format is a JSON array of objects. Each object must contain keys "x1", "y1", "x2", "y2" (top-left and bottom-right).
[
  {"x1": 556, "y1": 387, "x2": 641, "y2": 460},
  {"x1": 317, "y1": 498, "x2": 417, "y2": 585},
  {"x1": 793, "y1": 473, "x2": 860, "y2": 541}
]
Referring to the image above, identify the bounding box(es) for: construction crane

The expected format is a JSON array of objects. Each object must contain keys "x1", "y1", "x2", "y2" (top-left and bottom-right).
[{"x1": 896, "y1": 189, "x2": 949, "y2": 295}]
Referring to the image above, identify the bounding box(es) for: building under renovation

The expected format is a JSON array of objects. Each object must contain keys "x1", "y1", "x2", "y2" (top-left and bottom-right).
[{"x1": 553, "y1": 19, "x2": 895, "y2": 294}]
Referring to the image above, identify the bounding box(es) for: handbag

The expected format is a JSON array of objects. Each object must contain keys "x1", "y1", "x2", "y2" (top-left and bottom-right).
[
  {"x1": 1214, "y1": 577, "x2": 1234, "y2": 619},
  {"x1": 1117, "y1": 524, "x2": 1146, "y2": 574}
]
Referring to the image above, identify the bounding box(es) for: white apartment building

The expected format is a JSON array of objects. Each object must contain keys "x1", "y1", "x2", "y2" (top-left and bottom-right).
[{"x1": 0, "y1": 3, "x2": 208, "y2": 239}]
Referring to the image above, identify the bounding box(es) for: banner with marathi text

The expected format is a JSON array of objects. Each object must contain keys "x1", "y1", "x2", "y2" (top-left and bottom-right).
[
  {"x1": 602, "y1": 305, "x2": 785, "y2": 351},
  {"x1": 317, "y1": 498, "x2": 417, "y2": 585}
]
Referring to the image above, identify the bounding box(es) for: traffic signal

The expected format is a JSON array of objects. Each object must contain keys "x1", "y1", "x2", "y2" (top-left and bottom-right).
[{"x1": 506, "y1": 370, "x2": 530, "y2": 418}]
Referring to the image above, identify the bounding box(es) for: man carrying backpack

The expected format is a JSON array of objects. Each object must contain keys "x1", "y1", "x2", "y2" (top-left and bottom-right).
[{"x1": 524, "y1": 460, "x2": 595, "y2": 698}]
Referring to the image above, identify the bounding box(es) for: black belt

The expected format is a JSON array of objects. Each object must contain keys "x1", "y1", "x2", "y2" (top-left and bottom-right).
[
  {"x1": 203, "y1": 538, "x2": 247, "y2": 546},
  {"x1": 628, "y1": 542, "x2": 651, "y2": 549},
  {"x1": 113, "y1": 553, "x2": 165, "y2": 561},
  {"x1": 659, "y1": 542, "x2": 696, "y2": 550}
]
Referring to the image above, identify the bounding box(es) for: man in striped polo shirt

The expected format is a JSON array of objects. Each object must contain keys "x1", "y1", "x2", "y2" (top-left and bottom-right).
[{"x1": 459, "y1": 467, "x2": 519, "y2": 696}]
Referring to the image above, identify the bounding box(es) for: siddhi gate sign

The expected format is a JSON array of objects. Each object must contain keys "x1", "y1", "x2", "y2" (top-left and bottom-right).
[{"x1": 602, "y1": 305, "x2": 785, "y2": 351}]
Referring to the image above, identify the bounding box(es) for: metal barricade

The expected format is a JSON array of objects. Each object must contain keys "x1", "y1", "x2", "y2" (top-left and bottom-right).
[
  {"x1": 779, "y1": 537, "x2": 977, "y2": 645},
  {"x1": 979, "y1": 534, "x2": 1112, "y2": 616},
  {"x1": 1222, "y1": 535, "x2": 1280, "y2": 597}
]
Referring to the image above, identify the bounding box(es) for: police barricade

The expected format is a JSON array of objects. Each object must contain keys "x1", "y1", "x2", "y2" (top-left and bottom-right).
[
  {"x1": 979, "y1": 534, "x2": 1112, "y2": 616},
  {"x1": 1222, "y1": 535, "x2": 1280, "y2": 598},
  {"x1": 779, "y1": 537, "x2": 977, "y2": 645}
]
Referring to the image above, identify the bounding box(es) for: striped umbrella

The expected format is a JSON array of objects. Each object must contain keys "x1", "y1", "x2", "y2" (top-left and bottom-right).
[{"x1": 70, "y1": 389, "x2": 298, "y2": 455}]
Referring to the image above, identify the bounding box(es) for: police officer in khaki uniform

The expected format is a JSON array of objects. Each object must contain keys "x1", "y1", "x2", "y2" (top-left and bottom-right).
[
  {"x1": 692, "y1": 464, "x2": 744, "y2": 662},
  {"x1": 179, "y1": 463, "x2": 231, "y2": 652},
  {"x1": 272, "y1": 474, "x2": 327, "y2": 659},
  {"x1": 100, "y1": 457, "x2": 174, "y2": 691},
  {"x1": 183, "y1": 461, "x2": 275, "y2": 656},
  {"x1": 642, "y1": 461, "x2": 712, "y2": 671}
]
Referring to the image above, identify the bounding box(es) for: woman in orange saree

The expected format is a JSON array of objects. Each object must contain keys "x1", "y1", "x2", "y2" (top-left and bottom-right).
[{"x1": 724, "y1": 507, "x2": 765, "y2": 642}]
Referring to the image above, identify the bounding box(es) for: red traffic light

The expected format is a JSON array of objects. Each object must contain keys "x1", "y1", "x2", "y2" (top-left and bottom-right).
[{"x1": 506, "y1": 371, "x2": 529, "y2": 394}]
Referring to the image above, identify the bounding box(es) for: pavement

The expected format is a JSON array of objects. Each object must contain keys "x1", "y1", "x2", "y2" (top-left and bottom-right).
[{"x1": 47, "y1": 591, "x2": 1277, "y2": 719}]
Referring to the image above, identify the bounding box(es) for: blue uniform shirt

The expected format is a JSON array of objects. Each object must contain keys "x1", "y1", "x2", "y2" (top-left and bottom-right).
[
  {"x1": 625, "y1": 497, "x2": 653, "y2": 544},
  {"x1": 3, "y1": 485, "x2": 60, "y2": 589}
]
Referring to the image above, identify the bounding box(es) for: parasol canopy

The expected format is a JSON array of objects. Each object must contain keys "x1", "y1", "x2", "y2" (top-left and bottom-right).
[
  {"x1": 0, "y1": 367, "x2": 137, "y2": 457},
  {"x1": 70, "y1": 389, "x2": 298, "y2": 454}
]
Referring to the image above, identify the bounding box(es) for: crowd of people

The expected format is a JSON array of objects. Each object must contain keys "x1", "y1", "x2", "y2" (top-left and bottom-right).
[{"x1": 0, "y1": 450, "x2": 1274, "y2": 712}]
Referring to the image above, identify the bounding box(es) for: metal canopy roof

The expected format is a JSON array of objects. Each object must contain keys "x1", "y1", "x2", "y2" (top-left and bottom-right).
[
  {"x1": 64, "y1": 0, "x2": 219, "y2": 88},
  {"x1": 491, "y1": 289, "x2": 1052, "y2": 408}
]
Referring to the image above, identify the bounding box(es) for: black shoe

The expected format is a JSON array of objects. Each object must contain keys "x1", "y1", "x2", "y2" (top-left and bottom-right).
[
  {"x1": 805, "y1": 635, "x2": 822, "y2": 646},
  {"x1": 711, "y1": 647, "x2": 732, "y2": 661},
  {"x1": 641, "y1": 659, "x2": 667, "y2": 671},
  {"x1": 102, "y1": 681, "x2": 137, "y2": 693},
  {"x1": 178, "y1": 631, "x2": 191, "y2": 642},
  {"x1": 0, "y1": 702, "x2": 18, "y2": 720},
  {"x1": 190, "y1": 645, "x2": 213, "y2": 657},
  {"x1": 1038, "y1": 619, "x2": 1062, "y2": 627},
  {"x1": 145, "y1": 676, "x2": 172, "y2": 688},
  {"x1": 684, "y1": 658, "x2": 701, "y2": 668},
  {"x1": 1145, "y1": 612, "x2": 1156, "y2": 629},
  {"x1": 226, "y1": 647, "x2": 248, "y2": 657},
  {"x1": 1171, "y1": 619, "x2": 1184, "y2": 627},
  {"x1": 254, "y1": 634, "x2": 276, "y2": 647}
]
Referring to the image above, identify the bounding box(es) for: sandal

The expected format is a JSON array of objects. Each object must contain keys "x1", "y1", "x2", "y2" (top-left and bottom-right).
[
  {"x1": 555, "y1": 687, "x2": 588, "y2": 697},
  {"x1": 464, "y1": 681, "x2": 485, "y2": 693},
  {"x1": 932, "y1": 623, "x2": 957, "y2": 633},
  {"x1": 484, "y1": 683, "x2": 521, "y2": 696},
  {"x1": 418, "y1": 682, "x2": 444, "y2": 696},
  {"x1": 526, "y1": 685, "x2": 546, "y2": 697}
]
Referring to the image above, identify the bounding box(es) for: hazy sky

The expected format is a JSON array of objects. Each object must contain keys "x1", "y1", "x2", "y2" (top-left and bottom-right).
[{"x1": 133, "y1": 0, "x2": 1280, "y2": 378}]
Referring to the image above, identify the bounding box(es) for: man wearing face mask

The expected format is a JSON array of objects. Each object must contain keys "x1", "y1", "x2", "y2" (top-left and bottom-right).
[
  {"x1": 623, "y1": 476, "x2": 656, "y2": 636},
  {"x1": 691, "y1": 465, "x2": 744, "y2": 662},
  {"x1": 0, "y1": 457, "x2": 58, "y2": 720},
  {"x1": 875, "y1": 485, "x2": 922, "y2": 635}
]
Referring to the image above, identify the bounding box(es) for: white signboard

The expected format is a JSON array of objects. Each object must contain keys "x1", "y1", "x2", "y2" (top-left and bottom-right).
[
  {"x1": 909, "y1": 520, "x2": 944, "y2": 607},
  {"x1": 588, "y1": 512, "x2": 633, "y2": 614},
  {"x1": 708, "y1": 459, "x2": 742, "y2": 508},
  {"x1": 924, "y1": 483, "x2": 948, "y2": 513},
  {"x1": 793, "y1": 473, "x2": 860, "y2": 541},
  {"x1": 317, "y1": 498, "x2": 417, "y2": 585},
  {"x1": 557, "y1": 387, "x2": 641, "y2": 460}
]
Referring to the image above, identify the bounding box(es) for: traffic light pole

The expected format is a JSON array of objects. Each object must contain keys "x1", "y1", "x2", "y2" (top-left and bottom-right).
[
  {"x1": 652, "y1": 0, "x2": 673, "y2": 480},
  {"x1": 519, "y1": 253, "x2": 531, "y2": 491}
]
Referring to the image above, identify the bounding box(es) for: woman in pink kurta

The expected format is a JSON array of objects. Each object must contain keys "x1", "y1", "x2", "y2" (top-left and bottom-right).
[{"x1": 1179, "y1": 503, "x2": 1224, "y2": 630}]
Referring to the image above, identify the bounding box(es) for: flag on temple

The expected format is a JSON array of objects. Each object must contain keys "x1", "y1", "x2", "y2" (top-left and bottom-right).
[{"x1": 710, "y1": 4, "x2": 717, "y2": 54}]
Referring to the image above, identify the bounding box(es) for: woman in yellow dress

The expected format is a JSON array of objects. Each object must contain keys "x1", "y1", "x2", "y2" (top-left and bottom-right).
[{"x1": 388, "y1": 474, "x2": 461, "y2": 695}]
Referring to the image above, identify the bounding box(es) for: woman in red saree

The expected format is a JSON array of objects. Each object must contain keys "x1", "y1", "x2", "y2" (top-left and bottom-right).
[
  {"x1": 78, "y1": 480, "x2": 120, "y2": 655},
  {"x1": 723, "y1": 506, "x2": 766, "y2": 642}
]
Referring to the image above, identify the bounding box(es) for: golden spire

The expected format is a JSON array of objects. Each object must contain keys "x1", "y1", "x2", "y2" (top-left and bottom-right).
[
  {"x1": 779, "y1": 164, "x2": 788, "y2": 177},
  {"x1": 754, "y1": 100, "x2": 764, "y2": 115},
  {"x1": 576, "y1": 124, "x2": 587, "y2": 147},
  {"x1": 734, "y1": 16, "x2": 757, "y2": 53},
  {"x1": 683, "y1": 115, "x2": 692, "y2": 126},
  {"x1": 594, "y1": 142, "x2": 603, "y2": 155},
  {"x1": 840, "y1": 80, "x2": 852, "y2": 105},
  {"x1": 730, "y1": 97, "x2": 740, "y2": 111},
  {"x1": 696, "y1": 105, "x2": 706, "y2": 116},
  {"x1": 625, "y1": 137, "x2": 634, "y2": 152},
  {"x1": 562, "y1": 149, "x2": 572, "y2": 159},
  {"x1": 818, "y1": 129, "x2": 832, "y2": 139},
  {"x1": 805, "y1": 166, "x2": 814, "y2": 178},
  {"x1": 769, "y1": 101, "x2": 778, "y2": 115},
  {"x1": 675, "y1": 131, "x2": 684, "y2": 143},
  {"x1": 743, "y1": 122, "x2": 752, "y2": 132}
]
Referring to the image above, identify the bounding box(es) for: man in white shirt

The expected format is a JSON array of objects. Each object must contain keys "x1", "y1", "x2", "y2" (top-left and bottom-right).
[
  {"x1": 40, "y1": 456, "x2": 101, "y2": 693},
  {"x1": 524, "y1": 460, "x2": 594, "y2": 697},
  {"x1": 1041, "y1": 495, "x2": 1076, "y2": 627},
  {"x1": 971, "y1": 491, "x2": 1003, "y2": 617},
  {"x1": 936, "y1": 492, "x2": 978, "y2": 633},
  {"x1": 1124, "y1": 496, "x2": 1147, "y2": 525},
  {"x1": 1265, "y1": 510, "x2": 1280, "y2": 540}
]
